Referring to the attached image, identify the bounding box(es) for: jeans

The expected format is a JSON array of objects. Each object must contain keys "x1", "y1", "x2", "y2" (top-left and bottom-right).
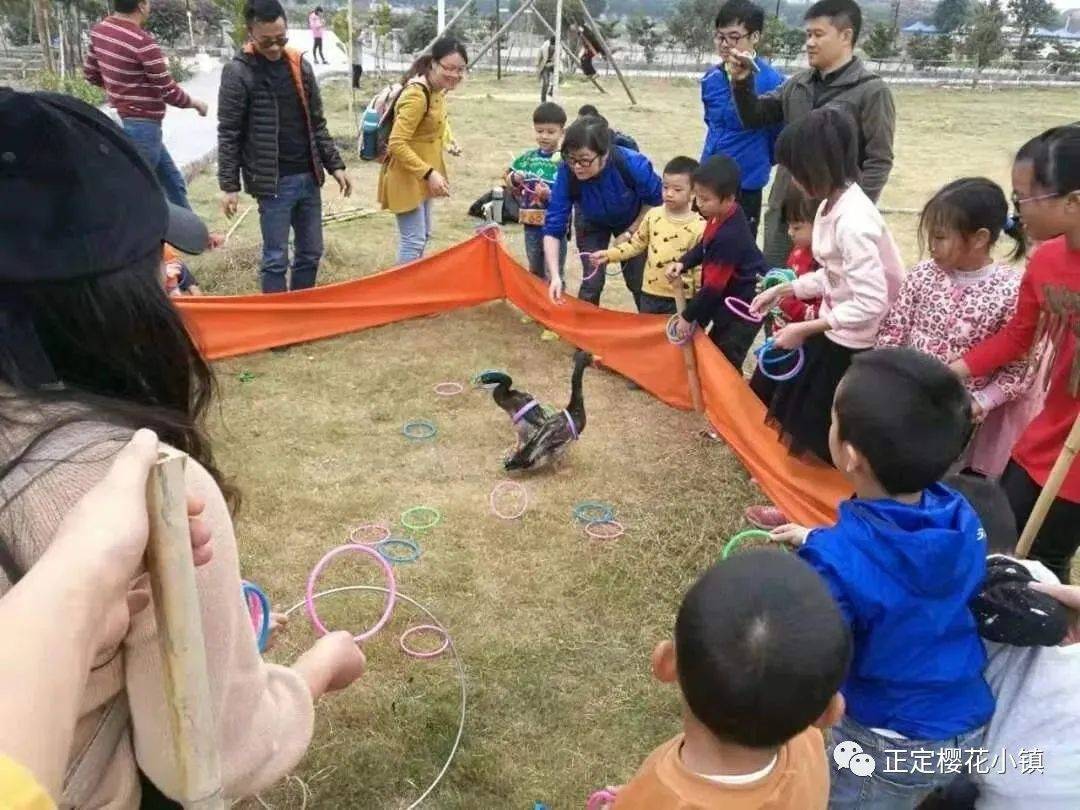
[
  {"x1": 122, "y1": 118, "x2": 190, "y2": 209},
  {"x1": 574, "y1": 214, "x2": 645, "y2": 310},
  {"x1": 707, "y1": 315, "x2": 761, "y2": 371},
  {"x1": 256, "y1": 173, "x2": 323, "y2": 294},
  {"x1": 639, "y1": 291, "x2": 677, "y2": 315},
  {"x1": 523, "y1": 225, "x2": 566, "y2": 279},
  {"x1": 827, "y1": 715, "x2": 986, "y2": 810},
  {"x1": 396, "y1": 199, "x2": 433, "y2": 264},
  {"x1": 1001, "y1": 460, "x2": 1080, "y2": 583},
  {"x1": 312, "y1": 37, "x2": 326, "y2": 62},
  {"x1": 739, "y1": 187, "x2": 763, "y2": 239}
]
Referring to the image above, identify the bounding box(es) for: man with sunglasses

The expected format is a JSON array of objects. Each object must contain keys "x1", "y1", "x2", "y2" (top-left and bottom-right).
[
  {"x1": 701, "y1": 0, "x2": 785, "y2": 239},
  {"x1": 217, "y1": 0, "x2": 351, "y2": 294}
]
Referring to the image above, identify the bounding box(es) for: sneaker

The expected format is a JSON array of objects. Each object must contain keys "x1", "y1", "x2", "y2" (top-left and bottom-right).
[{"x1": 745, "y1": 505, "x2": 788, "y2": 530}]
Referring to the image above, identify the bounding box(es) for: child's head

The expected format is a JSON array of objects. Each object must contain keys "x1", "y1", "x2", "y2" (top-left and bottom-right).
[
  {"x1": 919, "y1": 177, "x2": 1025, "y2": 269},
  {"x1": 782, "y1": 186, "x2": 820, "y2": 249},
  {"x1": 832, "y1": 348, "x2": 972, "y2": 496},
  {"x1": 945, "y1": 473, "x2": 1018, "y2": 555},
  {"x1": 714, "y1": 0, "x2": 766, "y2": 61},
  {"x1": 654, "y1": 550, "x2": 850, "y2": 749},
  {"x1": 776, "y1": 107, "x2": 859, "y2": 199},
  {"x1": 662, "y1": 156, "x2": 699, "y2": 213},
  {"x1": 692, "y1": 155, "x2": 740, "y2": 219},
  {"x1": 532, "y1": 102, "x2": 566, "y2": 153},
  {"x1": 803, "y1": 0, "x2": 861, "y2": 71},
  {"x1": 577, "y1": 104, "x2": 602, "y2": 121},
  {"x1": 1012, "y1": 125, "x2": 1080, "y2": 243},
  {"x1": 561, "y1": 115, "x2": 610, "y2": 181}
]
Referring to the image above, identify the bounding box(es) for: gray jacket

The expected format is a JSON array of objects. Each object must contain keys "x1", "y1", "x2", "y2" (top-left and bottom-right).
[{"x1": 733, "y1": 56, "x2": 896, "y2": 207}]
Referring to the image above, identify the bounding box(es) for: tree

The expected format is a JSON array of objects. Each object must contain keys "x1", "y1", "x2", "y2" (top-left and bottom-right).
[
  {"x1": 1048, "y1": 41, "x2": 1080, "y2": 74},
  {"x1": 534, "y1": 0, "x2": 607, "y2": 32},
  {"x1": 862, "y1": 22, "x2": 898, "y2": 61},
  {"x1": 625, "y1": 15, "x2": 663, "y2": 63},
  {"x1": 1008, "y1": 0, "x2": 1057, "y2": 49},
  {"x1": 933, "y1": 0, "x2": 970, "y2": 33},
  {"x1": 146, "y1": 0, "x2": 189, "y2": 45},
  {"x1": 597, "y1": 18, "x2": 619, "y2": 43},
  {"x1": 760, "y1": 16, "x2": 805, "y2": 60},
  {"x1": 963, "y1": 0, "x2": 1006, "y2": 78},
  {"x1": 906, "y1": 33, "x2": 952, "y2": 69},
  {"x1": 667, "y1": 0, "x2": 715, "y2": 64}
]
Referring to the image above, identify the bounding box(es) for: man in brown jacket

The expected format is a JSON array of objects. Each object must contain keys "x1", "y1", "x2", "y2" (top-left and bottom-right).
[{"x1": 729, "y1": 0, "x2": 896, "y2": 266}]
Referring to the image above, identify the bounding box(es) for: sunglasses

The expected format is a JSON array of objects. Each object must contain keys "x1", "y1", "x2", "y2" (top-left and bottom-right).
[{"x1": 256, "y1": 35, "x2": 288, "y2": 48}]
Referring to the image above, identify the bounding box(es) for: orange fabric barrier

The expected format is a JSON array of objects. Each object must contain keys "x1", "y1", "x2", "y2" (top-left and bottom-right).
[{"x1": 177, "y1": 232, "x2": 846, "y2": 523}]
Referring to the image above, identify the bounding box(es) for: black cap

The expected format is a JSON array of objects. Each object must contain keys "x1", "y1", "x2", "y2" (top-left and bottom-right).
[{"x1": 0, "y1": 87, "x2": 208, "y2": 284}]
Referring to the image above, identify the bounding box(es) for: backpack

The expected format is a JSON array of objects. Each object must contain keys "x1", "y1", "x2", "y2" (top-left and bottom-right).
[
  {"x1": 370, "y1": 80, "x2": 431, "y2": 164},
  {"x1": 567, "y1": 145, "x2": 638, "y2": 202},
  {"x1": 612, "y1": 130, "x2": 639, "y2": 152}
]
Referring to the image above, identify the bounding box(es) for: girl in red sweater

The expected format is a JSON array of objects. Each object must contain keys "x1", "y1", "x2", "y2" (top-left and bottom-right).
[{"x1": 952, "y1": 125, "x2": 1080, "y2": 583}]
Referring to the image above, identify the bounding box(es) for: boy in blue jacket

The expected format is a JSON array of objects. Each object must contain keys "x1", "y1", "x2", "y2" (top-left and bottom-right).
[
  {"x1": 772, "y1": 347, "x2": 993, "y2": 809},
  {"x1": 701, "y1": 0, "x2": 784, "y2": 237}
]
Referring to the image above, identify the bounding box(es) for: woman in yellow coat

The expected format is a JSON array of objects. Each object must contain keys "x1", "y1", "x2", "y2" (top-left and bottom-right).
[{"x1": 377, "y1": 38, "x2": 468, "y2": 263}]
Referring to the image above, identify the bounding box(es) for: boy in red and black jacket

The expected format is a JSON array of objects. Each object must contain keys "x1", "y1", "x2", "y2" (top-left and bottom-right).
[{"x1": 667, "y1": 155, "x2": 768, "y2": 368}]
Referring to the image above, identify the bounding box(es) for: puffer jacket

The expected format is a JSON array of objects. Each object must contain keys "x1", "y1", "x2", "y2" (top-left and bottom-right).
[{"x1": 217, "y1": 46, "x2": 345, "y2": 198}]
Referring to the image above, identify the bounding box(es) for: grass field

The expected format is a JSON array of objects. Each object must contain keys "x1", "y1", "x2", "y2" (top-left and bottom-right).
[{"x1": 180, "y1": 75, "x2": 1077, "y2": 809}]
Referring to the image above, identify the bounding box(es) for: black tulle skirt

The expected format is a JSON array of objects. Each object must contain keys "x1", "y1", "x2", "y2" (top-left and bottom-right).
[{"x1": 765, "y1": 334, "x2": 864, "y2": 466}]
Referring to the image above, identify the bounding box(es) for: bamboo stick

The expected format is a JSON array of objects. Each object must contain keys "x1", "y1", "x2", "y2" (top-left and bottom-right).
[
  {"x1": 145, "y1": 448, "x2": 224, "y2": 810},
  {"x1": 1015, "y1": 411, "x2": 1080, "y2": 559},
  {"x1": 671, "y1": 280, "x2": 704, "y2": 414}
]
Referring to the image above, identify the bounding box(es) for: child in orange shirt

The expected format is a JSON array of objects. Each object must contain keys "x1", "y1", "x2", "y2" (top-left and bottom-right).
[
  {"x1": 161, "y1": 244, "x2": 203, "y2": 296},
  {"x1": 601, "y1": 550, "x2": 849, "y2": 810}
]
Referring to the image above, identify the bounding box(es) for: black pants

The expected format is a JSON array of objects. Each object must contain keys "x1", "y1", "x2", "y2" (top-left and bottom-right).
[
  {"x1": 352, "y1": 63, "x2": 363, "y2": 88},
  {"x1": 574, "y1": 213, "x2": 644, "y2": 310},
  {"x1": 312, "y1": 37, "x2": 325, "y2": 62},
  {"x1": 639, "y1": 291, "x2": 677, "y2": 315},
  {"x1": 738, "y1": 187, "x2": 763, "y2": 240},
  {"x1": 1001, "y1": 459, "x2": 1080, "y2": 583},
  {"x1": 540, "y1": 66, "x2": 553, "y2": 102},
  {"x1": 708, "y1": 316, "x2": 761, "y2": 371}
]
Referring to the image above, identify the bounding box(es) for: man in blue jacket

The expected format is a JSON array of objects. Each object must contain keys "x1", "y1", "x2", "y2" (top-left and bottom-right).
[
  {"x1": 771, "y1": 348, "x2": 993, "y2": 809},
  {"x1": 700, "y1": 0, "x2": 784, "y2": 238}
]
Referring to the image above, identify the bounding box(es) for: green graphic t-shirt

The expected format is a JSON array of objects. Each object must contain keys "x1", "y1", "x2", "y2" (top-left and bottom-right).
[{"x1": 508, "y1": 148, "x2": 562, "y2": 226}]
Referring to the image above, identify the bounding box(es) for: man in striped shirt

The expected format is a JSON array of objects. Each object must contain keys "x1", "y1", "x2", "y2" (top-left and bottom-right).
[{"x1": 84, "y1": 0, "x2": 209, "y2": 209}]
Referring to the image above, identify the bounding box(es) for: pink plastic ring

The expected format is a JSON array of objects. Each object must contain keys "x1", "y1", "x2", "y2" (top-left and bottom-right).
[
  {"x1": 584, "y1": 519, "x2": 625, "y2": 540},
  {"x1": 587, "y1": 789, "x2": 619, "y2": 810},
  {"x1": 348, "y1": 522, "x2": 391, "y2": 545},
  {"x1": 399, "y1": 624, "x2": 450, "y2": 659},
  {"x1": 490, "y1": 480, "x2": 528, "y2": 520},
  {"x1": 725, "y1": 296, "x2": 764, "y2": 323},
  {"x1": 305, "y1": 544, "x2": 397, "y2": 643},
  {"x1": 434, "y1": 382, "x2": 465, "y2": 396}
]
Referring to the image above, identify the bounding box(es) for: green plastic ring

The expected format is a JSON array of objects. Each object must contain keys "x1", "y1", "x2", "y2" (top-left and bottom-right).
[
  {"x1": 401, "y1": 506, "x2": 441, "y2": 532},
  {"x1": 721, "y1": 529, "x2": 774, "y2": 560}
]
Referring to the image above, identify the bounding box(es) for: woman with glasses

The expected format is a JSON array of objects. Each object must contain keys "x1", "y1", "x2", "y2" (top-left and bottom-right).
[
  {"x1": 377, "y1": 37, "x2": 468, "y2": 264},
  {"x1": 541, "y1": 116, "x2": 663, "y2": 308}
]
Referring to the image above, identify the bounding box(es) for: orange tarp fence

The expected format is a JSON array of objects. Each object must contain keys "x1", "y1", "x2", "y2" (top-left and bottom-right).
[{"x1": 177, "y1": 233, "x2": 849, "y2": 526}]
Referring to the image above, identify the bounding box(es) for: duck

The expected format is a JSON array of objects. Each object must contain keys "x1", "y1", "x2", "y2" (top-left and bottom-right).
[
  {"x1": 474, "y1": 370, "x2": 550, "y2": 448},
  {"x1": 505, "y1": 350, "x2": 592, "y2": 472}
]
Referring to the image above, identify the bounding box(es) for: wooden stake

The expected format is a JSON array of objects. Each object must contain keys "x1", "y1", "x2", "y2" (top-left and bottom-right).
[
  {"x1": 145, "y1": 448, "x2": 224, "y2": 810},
  {"x1": 671, "y1": 280, "x2": 704, "y2": 414},
  {"x1": 1016, "y1": 411, "x2": 1080, "y2": 559}
]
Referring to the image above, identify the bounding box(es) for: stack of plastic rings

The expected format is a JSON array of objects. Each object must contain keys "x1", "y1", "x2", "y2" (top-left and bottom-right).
[
  {"x1": 402, "y1": 419, "x2": 438, "y2": 440},
  {"x1": 722, "y1": 529, "x2": 775, "y2": 560},
  {"x1": 761, "y1": 267, "x2": 797, "y2": 289},
  {"x1": 401, "y1": 505, "x2": 441, "y2": 532},
  {"x1": 348, "y1": 522, "x2": 391, "y2": 545},
  {"x1": 242, "y1": 580, "x2": 271, "y2": 653},
  {"x1": 472, "y1": 369, "x2": 506, "y2": 386},
  {"x1": 375, "y1": 537, "x2": 423, "y2": 564},
  {"x1": 665, "y1": 314, "x2": 696, "y2": 346},
  {"x1": 587, "y1": 789, "x2": 618, "y2": 810},
  {"x1": 433, "y1": 382, "x2": 465, "y2": 397},
  {"x1": 305, "y1": 544, "x2": 397, "y2": 642},
  {"x1": 573, "y1": 501, "x2": 614, "y2": 524},
  {"x1": 490, "y1": 480, "x2": 528, "y2": 520},
  {"x1": 754, "y1": 337, "x2": 806, "y2": 382},
  {"x1": 399, "y1": 624, "x2": 451, "y2": 659}
]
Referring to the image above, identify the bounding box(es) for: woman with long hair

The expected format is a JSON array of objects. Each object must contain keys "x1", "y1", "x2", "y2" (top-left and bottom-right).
[
  {"x1": 377, "y1": 37, "x2": 468, "y2": 264},
  {"x1": 0, "y1": 89, "x2": 365, "y2": 808}
]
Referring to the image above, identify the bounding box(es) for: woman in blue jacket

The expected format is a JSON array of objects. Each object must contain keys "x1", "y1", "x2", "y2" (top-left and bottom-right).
[
  {"x1": 543, "y1": 116, "x2": 662, "y2": 308},
  {"x1": 701, "y1": 0, "x2": 784, "y2": 237}
]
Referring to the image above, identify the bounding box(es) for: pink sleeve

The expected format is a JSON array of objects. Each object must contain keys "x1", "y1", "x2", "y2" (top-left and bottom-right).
[
  {"x1": 791, "y1": 268, "x2": 826, "y2": 300},
  {"x1": 125, "y1": 459, "x2": 315, "y2": 799}
]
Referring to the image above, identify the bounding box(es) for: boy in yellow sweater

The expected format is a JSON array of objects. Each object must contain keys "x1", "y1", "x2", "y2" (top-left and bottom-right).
[{"x1": 587, "y1": 156, "x2": 705, "y2": 315}]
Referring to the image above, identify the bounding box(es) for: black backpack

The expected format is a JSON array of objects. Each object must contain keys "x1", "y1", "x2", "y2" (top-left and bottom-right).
[{"x1": 567, "y1": 146, "x2": 638, "y2": 202}]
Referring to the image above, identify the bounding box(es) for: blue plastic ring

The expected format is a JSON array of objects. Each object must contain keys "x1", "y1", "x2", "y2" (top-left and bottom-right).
[
  {"x1": 756, "y1": 339, "x2": 798, "y2": 365},
  {"x1": 402, "y1": 419, "x2": 437, "y2": 440},
  {"x1": 573, "y1": 501, "x2": 614, "y2": 524},
  {"x1": 242, "y1": 581, "x2": 271, "y2": 653},
  {"x1": 375, "y1": 537, "x2": 422, "y2": 564}
]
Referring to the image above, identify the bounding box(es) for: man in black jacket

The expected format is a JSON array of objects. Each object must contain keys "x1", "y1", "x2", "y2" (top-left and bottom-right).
[
  {"x1": 217, "y1": 0, "x2": 351, "y2": 293},
  {"x1": 727, "y1": 0, "x2": 895, "y2": 266}
]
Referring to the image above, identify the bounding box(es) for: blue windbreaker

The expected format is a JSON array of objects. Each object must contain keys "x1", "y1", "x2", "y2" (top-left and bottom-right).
[
  {"x1": 700, "y1": 58, "x2": 784, "y2": 191},
  {"x1": 542, "y1": 146, "x2": 663, "y2": 238},
  {"x1": 798, "y1": 483, "x2": 994, "y2": 740}
]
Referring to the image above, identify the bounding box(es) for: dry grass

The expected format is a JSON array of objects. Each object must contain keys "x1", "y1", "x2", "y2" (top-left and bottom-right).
[{"x1": 182, "y1": 74, "x2": 1076, "y2": 808}]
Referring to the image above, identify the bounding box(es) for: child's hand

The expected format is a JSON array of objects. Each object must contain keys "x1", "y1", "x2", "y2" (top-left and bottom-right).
[
  {"x1": 664, "y1": 262, "x2": 684, "y2": 282},
  {"x1": 1029, "y1": 582, "x2": 1080, "y2": 645},
  {"x1": 507, "y1": 171, "x2": 523, "y2": 187},
  {"x1": 770, "y1": 524, "x2": 810, "y2": 547},
  {"x1": 264, "y1": 612, "x2": 289, "y2": 653},
  {"x1": 970, "y1": 398, "x2": 986, "y2": 423},
  {"x1": 293, "y1": 631, "x2": 367, "y2": 697},
  {"x1": 771, "y1": 321, "x2": 810, "y2": 351},
  {"x1": 535, "y1": 181, "x2": 551, "y2": 202},
  {"x1": 673, "y1": 315, "x2": 693, "y2": 341},
  {"x1": 949, "y1": 359, "x2": 972, "y2": 380},
  {"x1": 750, "y1": 284, "x2": 789, "y2": 317},
  {"x1": 588, "y1": 251, "x2": 608, "y2": 269}
]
